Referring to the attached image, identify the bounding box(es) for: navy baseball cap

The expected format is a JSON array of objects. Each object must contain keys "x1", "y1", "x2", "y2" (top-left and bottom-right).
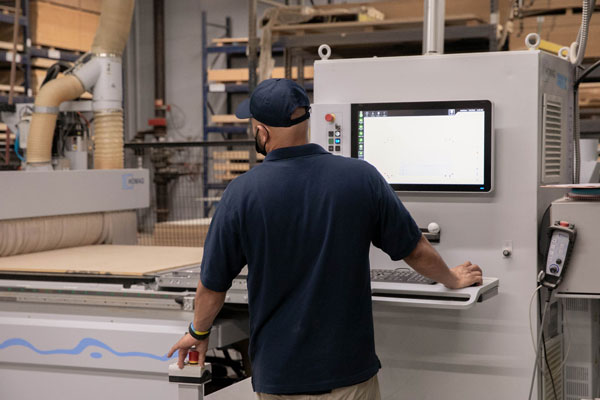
[{"x1": 235, "y1": 78, "x2": 310, "y2": 127}]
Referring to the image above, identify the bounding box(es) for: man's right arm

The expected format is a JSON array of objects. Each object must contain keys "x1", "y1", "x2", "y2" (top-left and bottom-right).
[{"x1": 403, "y1": 235, "x2": 483, "y2": 289}]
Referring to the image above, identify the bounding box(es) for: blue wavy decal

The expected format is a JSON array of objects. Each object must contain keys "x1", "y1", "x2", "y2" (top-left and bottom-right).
[{"x1": 0, "y1": 338, "x2": 176, "y2": 361}]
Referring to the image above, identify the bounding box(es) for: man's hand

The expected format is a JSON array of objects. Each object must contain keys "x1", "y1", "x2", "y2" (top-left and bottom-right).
[
  {"x1": 168, "y1": 333, "x2": 209, "y2": 369},
  {"x1": 445, "y1": 261, "x2": 483, "y2": 289}
]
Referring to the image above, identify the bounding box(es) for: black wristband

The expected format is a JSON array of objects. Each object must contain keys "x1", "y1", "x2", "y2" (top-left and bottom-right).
[{"x1": 188, "y1": 323, "x2": 211, "y2": 341}]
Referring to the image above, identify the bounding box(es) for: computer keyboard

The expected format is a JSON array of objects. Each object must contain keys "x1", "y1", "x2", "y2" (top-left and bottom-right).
[{"x1": 370, "y1": 268, "x2": 436, "y2": 285}]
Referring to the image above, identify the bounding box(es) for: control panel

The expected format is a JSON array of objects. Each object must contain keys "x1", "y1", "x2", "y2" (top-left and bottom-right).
[
  {"x1": 310, "y1": 103, "x2": 351, "y2": 156},
  {"x1": 543, "y1": 220, "x2": 576, "y2": 289}
]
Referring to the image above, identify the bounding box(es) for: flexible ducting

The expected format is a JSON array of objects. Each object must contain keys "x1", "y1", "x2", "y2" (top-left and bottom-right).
[
  {"x1": 0, "y1": 211, "x2": 137, "y2": 257},
  {"x1": 26, "y1": 75, "x2": 85, "y2": 166},
  {"x1": 25, "y1": 0, "x2": 135, "y2": 169},
  {"x1": 93, "y1": 111, "x2": 125, "y2": 169},
  {"x1": 90, "y1": 0, "x2": 135, "y2": 170},
  {"x1": 91, "y1": 0, "x2": 135, "y2": 56}
]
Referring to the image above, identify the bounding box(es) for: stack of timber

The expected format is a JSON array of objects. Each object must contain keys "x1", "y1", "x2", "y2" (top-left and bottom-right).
[
  {"x1": 0, "y1": 1, "x2": 100, "y2": 97},
  {"x1": 213, "y1": 150, "x2": 264, "y2": 181}
]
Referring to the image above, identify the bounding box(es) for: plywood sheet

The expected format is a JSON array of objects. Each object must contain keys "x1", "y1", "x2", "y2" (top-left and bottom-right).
[{"x1": 0, "y1": 245, "x2": 204, "y2": 276}]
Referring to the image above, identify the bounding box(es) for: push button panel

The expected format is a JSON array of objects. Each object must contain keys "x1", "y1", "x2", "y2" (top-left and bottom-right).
[
  {"x1": 546, "y1": 231, "x2": 570, "y2": 277},
  {"x1": 310, "y1": 103, "x2": 351, "y2": 157}
]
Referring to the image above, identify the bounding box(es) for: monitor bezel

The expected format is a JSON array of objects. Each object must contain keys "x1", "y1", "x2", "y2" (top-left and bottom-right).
[{"x1": 350, "y1": 100, "x2": 493, "y2": 193}]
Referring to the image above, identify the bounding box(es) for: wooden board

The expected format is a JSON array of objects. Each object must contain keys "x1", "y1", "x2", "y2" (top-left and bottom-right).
[
  {"x1": 30, "y1": 1, "x2": 100, "y2": 52},
  {"x1": 310, "y1": 0, "x2": 493, "y2": 23},
  {"x1": 580, "y1": 83, "x2": 600, "y2": 108},
  {"x1": 213, "y1": 161, "x2": 251, "y2": 173},
  {"x1": 0, "y1": 245, "x2": 204, "y2": 276},
  {"x1": 212, "y1": 37, "x2": 249, "y2": 46},
  {"x1": 208, "y1": 66, "x2": 314, "y2": 82},
  {"x1": 271, "y1": 15, "x2": 485, "y2": 35},
  {"x1": 519, "y1": 2, "x2": 600, "y2": 17},
  {"x1": 0, "y1": 40, "x2": 23, "y2": 52},
  {"x1": 213, "y1": 150, "x2": 265, "y2": 161},
  {"x1": 211, "y1": 114, "x2": 249, "y2": 124}
]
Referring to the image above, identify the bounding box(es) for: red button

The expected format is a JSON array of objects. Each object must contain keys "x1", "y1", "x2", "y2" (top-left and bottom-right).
[
  {"x1": 559, "y1": 221, "x2": 569, "y2": 227},
  {"x1": 189, "y1": 350, "x2": 199, "y2": 365},
  {"x1": 325, "y1": 113, "x2": 335, "y2": 122}
]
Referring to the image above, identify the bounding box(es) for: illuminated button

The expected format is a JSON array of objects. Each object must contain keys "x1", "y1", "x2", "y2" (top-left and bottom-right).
[
  {"x1": 335, "y1": 138, "x2": 341, "y2": 144},
  {"x1": 325, "y1": 113, "x2": 335, "y2": 122},
  {"x1": 335, "y1": 131, "x2": 341, "y2": 137},
  {"x1": 559, "y1": 221, "x2": 569, "y2": 227}
]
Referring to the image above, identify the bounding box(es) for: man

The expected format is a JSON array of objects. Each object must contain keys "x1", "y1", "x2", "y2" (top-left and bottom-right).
[{"x1": 168, "y1": 79, "x2": 482, "y2": 399}]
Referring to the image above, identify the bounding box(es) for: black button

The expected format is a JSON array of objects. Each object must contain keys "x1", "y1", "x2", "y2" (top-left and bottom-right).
[
  {"x1": 328, "y1": 146, "x2": 334, "y2": 151},
  {"x1": 328, "y1": 131, "x2": 334, "y2": 137},
  {"x1": 335, "y1": 146, "x2": 341, "y2": 151},
  {"x1": 556, "y1": 258, "x2": 562, "y2": 264}
]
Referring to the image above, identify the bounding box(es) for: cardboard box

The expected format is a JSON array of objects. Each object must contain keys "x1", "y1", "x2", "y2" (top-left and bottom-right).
[{"x1": 30, "y1": 1, "x2": 99, "y2": 52}]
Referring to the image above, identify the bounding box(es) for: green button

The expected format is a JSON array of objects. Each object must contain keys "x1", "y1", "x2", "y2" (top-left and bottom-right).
[{"x1": 328, "y1": 138, "x2": 334, "y2": 144}]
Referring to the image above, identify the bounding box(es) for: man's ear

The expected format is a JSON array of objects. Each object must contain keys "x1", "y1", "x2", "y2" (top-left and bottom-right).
[{"x1": 257, "y1": 125, "x2": 270, "y2": 144}]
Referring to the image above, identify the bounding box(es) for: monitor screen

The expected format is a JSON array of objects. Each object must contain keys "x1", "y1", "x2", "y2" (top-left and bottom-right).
[{"x1": 351, "y1": 100, "x2": 492, "y2": 192}]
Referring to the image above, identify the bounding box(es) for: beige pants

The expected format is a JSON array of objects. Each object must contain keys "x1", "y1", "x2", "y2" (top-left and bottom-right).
[{"x1": 256, "y1": 375, "x2": 381, "y2": 400}]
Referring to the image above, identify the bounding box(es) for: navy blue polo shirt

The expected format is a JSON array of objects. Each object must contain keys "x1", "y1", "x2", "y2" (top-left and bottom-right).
[{"x1": 200, "y1": 143, "x2": 421, "y2": 394}]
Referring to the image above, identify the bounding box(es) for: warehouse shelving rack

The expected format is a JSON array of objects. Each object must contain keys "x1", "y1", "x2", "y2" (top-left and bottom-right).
[{"x1": 0, "y1": 0, "x2": 85, "y2": 104}]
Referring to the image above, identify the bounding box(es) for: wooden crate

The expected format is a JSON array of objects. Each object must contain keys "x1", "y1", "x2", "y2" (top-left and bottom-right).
[
  {"x1": 213, "y1": 150, "x2": 264, "y2": 181},
  {"x1": 509, "y1": 14, "x2": 600, "y2": 58},
  {"x1": 208, "y1": 66, "x2": 314, "y2": 83},
  {"x1": 30, "y1": 1, "x2": 100, "y2": 52},
  {"x1": 580, "y1": 83, "x2": 600, "y2": 109}
]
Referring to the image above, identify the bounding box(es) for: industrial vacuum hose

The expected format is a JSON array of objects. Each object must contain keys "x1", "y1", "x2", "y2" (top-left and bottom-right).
[
  {"x1": 25, "y1": 0, "x2": 135, "y2": 169},
  {"x1": 26, "y1": 75, "x2": 85, "y2": 165}
]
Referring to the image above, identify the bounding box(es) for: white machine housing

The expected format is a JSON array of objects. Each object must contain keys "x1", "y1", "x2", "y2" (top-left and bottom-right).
[
  {"x1": 311, "y1": 50, "x2": 573, "y2": 399},
  {"x1": 0, "y1": 169, "x2": 149, "y2": 220}
]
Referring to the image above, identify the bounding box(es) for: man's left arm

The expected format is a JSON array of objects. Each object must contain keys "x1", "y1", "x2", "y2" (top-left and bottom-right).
[
  {"x1": 167, "y1": 280, "x2": 226, "y2": 368},
  {"x1": 167, "y1": 193, "x2": 246, "y2": 368}
]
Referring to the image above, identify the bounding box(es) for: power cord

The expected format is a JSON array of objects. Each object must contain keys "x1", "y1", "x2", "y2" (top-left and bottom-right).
[
  {"x1": 537, "y1": 286, "x2": 558, "y2": 400},
  {"x1": 527, "y1": 273, "x2": 554, "y2": 400}
]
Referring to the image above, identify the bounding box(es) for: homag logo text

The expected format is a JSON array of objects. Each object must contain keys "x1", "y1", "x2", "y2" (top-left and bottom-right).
[{"x1": 122, "y1": 173, "x2": 145, "y2": 190}]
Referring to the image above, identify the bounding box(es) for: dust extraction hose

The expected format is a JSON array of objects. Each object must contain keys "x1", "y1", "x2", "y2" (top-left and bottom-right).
[
  {"x1": 90, "y1": 0, "x2": 135, "y2": 170},
  {"x1": 25, "y1": 0, "x2": 135, "y2": 169},
  {"x1": 26, "y1": 76, "x2": 85, "y2": 165}
]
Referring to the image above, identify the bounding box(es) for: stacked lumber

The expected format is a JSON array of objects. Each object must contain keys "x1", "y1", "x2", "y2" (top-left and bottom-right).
[
  {"x1": 580, "y1": 83, "x2": 600, "y2": 109},
  {"x1": 211, "y1": 114, "x2": 249, "y2": 124},
  {"x1": 207, "y1": 66, "x2": 314, "y2": 83},
  {"x1": 213, "y1": 150, "x2": 264, "y2": 181},
  {"x1": 30, "y1": 1, "x2": 100, "y2": 52}
]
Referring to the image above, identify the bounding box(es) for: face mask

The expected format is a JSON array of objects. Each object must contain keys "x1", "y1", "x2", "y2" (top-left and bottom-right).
[{"x1": 255, "y1": 127, "x2": 267, "y2": 156}]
